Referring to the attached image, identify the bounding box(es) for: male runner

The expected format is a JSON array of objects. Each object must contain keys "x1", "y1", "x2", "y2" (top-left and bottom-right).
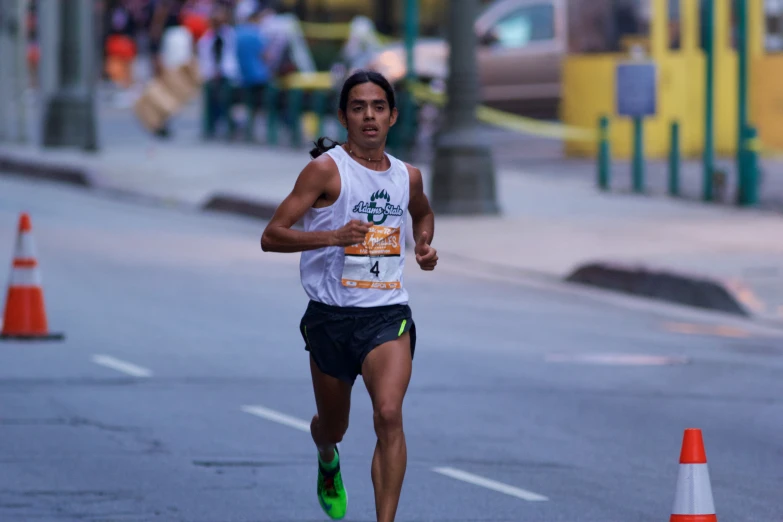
[{"x1": 261, "y1": 70, "x2": 437, "y2": 522}]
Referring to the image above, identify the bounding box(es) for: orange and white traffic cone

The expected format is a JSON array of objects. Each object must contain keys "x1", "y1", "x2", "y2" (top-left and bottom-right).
[
  {"x1": 0, "y1": 213, "x2": 64, "y2": 341},
  {"x1": 670, "y1": 428, "x2": 717, "y2": 522}
]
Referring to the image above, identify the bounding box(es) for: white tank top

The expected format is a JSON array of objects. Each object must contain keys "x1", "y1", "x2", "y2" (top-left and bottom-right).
[{"x1": 299, "y1": 146, "x2": 410, "y2": 308}]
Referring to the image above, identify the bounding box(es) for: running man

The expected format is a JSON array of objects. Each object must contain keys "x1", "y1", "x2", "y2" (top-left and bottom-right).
[{"x1": 260, "y1": 70, "x2": 437, "y2": 522}]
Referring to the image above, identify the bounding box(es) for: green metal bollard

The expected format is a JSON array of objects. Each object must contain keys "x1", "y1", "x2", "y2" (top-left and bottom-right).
[
  {"x1": 201, "y1": 83, "x2": 211, "y2": 139},
  {"x1": 265, "y1": 84, "x2": 279, "y2": 146},
  {"x1": 738, "y1": 125, "x2": 760, "y2": 206},
  {"x1": 243, "y1": 88, "x2": 256, "y2": 142},
  {"x1": 288, "y1": 88, "x2": 304, "y2": 148},
  {"x1": 668, "y1": 121, "x2": 680, "y2": 196},
  {"x1": 597, "y1": 116, "x2": 611, "y2": 190},
  {"x1": 737, "y1": 0, "x2": 750, "y2": 197},
  {"x1": 334, "y1": 93, "x2": 347, "y2": 142},
  {"x1": 632, "y1": 117, "x2": 644, "y2": 193},
  {"x1": 703, "y1": 0, "x2": 715, "y2": 202},
  {"x1": 312, "y1": 90, "x2": 327, "y2": 139}
]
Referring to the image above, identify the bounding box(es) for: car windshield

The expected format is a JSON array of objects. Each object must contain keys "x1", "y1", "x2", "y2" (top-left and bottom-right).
[{"x1": 491, "y1": 3, "x2": 555, "y2": 48}]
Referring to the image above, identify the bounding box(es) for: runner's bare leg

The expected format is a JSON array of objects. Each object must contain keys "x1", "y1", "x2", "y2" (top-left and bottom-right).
[
  {"x1": 362, "y1": 334, "x2": 413, "y2": 522},
  {"x1": 309, "y1": 355, "x2": 352, "y2": 461}
]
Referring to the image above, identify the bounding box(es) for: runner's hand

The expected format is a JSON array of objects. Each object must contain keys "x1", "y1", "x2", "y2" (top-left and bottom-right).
[
  {"x1": 415, "y1": 232, "x2": 438, "y2": 271},
  {"x1": 332, "y1": 220, "x2": 372, "y2": 246}
]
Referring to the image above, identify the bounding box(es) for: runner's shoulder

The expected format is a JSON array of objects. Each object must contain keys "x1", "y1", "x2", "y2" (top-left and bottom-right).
[
  {"x1": 403, "y1": 162, "x2": 423, "y2": 189},
  {"x1": 298, "y1": 153, "x2": 340, "y2": 189}
]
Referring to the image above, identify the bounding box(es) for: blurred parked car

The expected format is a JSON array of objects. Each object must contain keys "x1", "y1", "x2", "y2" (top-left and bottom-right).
[{"x1": 348, "y1": 0, "x2": 569, "y2": 119}]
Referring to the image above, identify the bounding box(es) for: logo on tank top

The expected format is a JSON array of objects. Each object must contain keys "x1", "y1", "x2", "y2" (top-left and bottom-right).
[{"x1": 353, "y1": 189, "x2": 404, "y2": 225}]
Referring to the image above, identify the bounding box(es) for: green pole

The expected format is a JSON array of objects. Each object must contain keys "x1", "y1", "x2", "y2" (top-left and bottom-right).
[
  {"x1": 739, "y1": 125, "x2": 760, "y2": 206},
  {"x1": 598, "y1": 115, "x2": 611, "y2": 190},
  {"x1": 401, "y1": 0, "x2": 419, "y2": 157},
  {"x1": 288, "y1": 88, "x2": 304, "y2": 148},
  {"x1": 313, "y1": 90, "x2": 327, "y2": 138},
  {"x1": 737, "y1": 0, "x2": 749, "y2": 203},
  {"x1": 632, "y1": 117, "x2": 644, "y2": 193},
  {"x1": 265, "y1": 84, "x2": 279, "y2": 146},
  {"x1": 703, "y1": 0, "x2": 715, "y2": 201},
  {"x1": 390, "y1": 0, "x2": 419, "y2": 156},
  {"x1": 669, "y1": 121, "x2": 680, "y2": 196}
]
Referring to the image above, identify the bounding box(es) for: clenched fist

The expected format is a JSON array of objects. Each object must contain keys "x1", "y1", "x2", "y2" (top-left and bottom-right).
[
  {"x1": 332, "y1": 219, "x2": 372, "y2": 247},
  {"x1": 414, "y1": 231, "x2": 438, "y2": 271}
]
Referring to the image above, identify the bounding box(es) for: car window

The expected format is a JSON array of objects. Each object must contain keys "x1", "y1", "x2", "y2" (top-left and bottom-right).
[{"x1": 491, "y1": 3, "x2": 555, "y2": 49}]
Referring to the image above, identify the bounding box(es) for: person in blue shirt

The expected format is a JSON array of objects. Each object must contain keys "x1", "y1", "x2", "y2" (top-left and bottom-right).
[{"x1": 235, "y1": 7, "x2": 271, "y2": 141}]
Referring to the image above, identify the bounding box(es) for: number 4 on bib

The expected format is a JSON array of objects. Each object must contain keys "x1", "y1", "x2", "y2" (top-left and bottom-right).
[{"x1": 342, "y1": 225, "x2": 402, "y2": 290}]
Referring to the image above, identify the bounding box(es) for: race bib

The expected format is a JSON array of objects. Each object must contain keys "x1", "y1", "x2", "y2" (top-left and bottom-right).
[{"x1": 342, "y1": 225, "x2": 402, "y2": 290}]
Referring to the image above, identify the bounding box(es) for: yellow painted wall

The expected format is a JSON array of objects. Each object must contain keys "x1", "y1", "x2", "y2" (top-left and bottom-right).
[
  {"x1": 561, "y1": 53, "x2": 705, "y2": 160},
  {"x1": 561, "y1": 0, "x2": 778, "y2": 159},
  {"x1": 752, "y1": 54, "x2": 783, "y2": 152}
]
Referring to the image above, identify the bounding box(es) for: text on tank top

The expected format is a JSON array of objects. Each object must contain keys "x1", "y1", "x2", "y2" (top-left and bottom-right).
[{"x1": 299, "y1": 146, "x2": 410, "y2": 307}]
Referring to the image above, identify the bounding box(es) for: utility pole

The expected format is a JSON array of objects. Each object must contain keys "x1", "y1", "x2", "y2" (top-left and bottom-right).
[
  {"x1": 0, "y1": 1, "x2": 11, "y2": 142},
  {"x1": 430, "y1": 0, "x2": 498, "y2": 215},
  {"x1": 40, "y1": 0, "x2": 98, "y2": 150}
]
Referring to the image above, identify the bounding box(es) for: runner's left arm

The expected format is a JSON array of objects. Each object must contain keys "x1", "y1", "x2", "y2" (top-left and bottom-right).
[{"x1": 406, "y1": 165, "x2": 438, "y2": 271}]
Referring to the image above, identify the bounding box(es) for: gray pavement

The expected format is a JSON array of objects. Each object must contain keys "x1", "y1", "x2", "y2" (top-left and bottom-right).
[{"x1": 1, "y1": 176, "x2": 783, "y2": 521}]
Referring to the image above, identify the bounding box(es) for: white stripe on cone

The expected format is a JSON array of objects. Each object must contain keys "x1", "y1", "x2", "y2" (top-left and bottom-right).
[
  {"x1": 672, "y1": 463, "x2": 716, "y2": 515},
  {"x1": 9, "y1": 266, "x2": 42, "y2": 287}
]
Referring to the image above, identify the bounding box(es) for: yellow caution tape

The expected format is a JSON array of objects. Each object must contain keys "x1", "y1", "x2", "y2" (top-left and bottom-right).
[
  {"x1": 745, "y1": 137, "x2": 763, "y2": 153},
  {"x1": 299, "y1": 21, "x2": 396, "y2": 45},
  {"x1": 299, "y1": 21, "x2": 352, "y2": 40},
  {"x1": 279, "y1": 72, "x2": 334, "y2": 91},
  {"x1": 408, "y1": 81, "x2": 597, "y2": 143}
]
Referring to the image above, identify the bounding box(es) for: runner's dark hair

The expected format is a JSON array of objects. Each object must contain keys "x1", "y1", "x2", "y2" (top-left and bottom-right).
[{"x1": 309, "y1": 70, "x2": 396, "y2": 159}]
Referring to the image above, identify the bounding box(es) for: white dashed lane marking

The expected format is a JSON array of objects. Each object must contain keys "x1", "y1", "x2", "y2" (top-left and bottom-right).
[
  {"x1": 92, "y1": 354, "x2": 153, "y2": 378},
  {"x1": 432, "y1": 466, "x2": 549, "y2": 502},
  {"x1": 241, "y1": 405, "x2": 311, "y2": 432}
]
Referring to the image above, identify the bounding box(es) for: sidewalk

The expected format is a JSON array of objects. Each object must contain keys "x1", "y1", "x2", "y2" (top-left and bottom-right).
[
  {"x1": 2, "y1": 95, "x2": 783, "y2": 322},
  {"x1": 3, "y1": 136, "x2": 783, "y2": 324}
]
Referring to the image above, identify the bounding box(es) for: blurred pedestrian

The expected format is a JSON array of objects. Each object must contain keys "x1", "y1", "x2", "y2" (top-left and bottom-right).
[
  {"x1": 181, "y1": 0, "x2": 211, "y2": 42},
  {"x1": 257, "y1": 1, "x2": 290, "y2": 77},
  {"x1": 148, "y1": 0, "x2": 187, "y2": 137},
  {"x1": 104, "y1": 0, "x2": 139, "y2": 97},
  {"x1": 197, "y1": 5, "x2": 240, "y2": 139},
  {"x1": 235, "y1": 6, "x2": 271, "y2": 141}
]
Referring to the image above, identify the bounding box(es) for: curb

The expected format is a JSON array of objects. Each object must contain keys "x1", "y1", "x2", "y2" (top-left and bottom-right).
[
  {"x1": 0, "y1": 156, "x2": 91, "y2": 187},
  {"x1": 0, "y1": 153, "x2": 771, "y2": 322},
  {"x1": 202, "y1": 193, "x2": 280, "y2": 221},
  {"x1": 565, "y1": 262, "x2": 751, "y2": 317},
  {"x1": 201, "y1": 193, "x2": 306, "y2": 229}
]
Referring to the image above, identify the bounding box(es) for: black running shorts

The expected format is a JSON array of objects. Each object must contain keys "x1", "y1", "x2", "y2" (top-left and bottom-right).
[{"x1": 299, "y1": 300, "x2": 416, "y2": 385}]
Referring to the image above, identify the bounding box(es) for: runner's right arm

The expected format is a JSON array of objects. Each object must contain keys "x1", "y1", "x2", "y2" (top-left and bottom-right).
[{"x1": 261, "y1": 158, "x2": 371, "y2": 253}]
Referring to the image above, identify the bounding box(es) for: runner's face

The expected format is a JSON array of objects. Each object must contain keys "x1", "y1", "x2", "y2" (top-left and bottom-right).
[{"x1": 341, "y1": 82, "x2": 397, "y2": 150}]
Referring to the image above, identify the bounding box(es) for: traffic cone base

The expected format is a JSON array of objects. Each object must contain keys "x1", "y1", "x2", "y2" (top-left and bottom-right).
[
  {"x1": 670, "y1": 428, "x2": 717, "y2": 521},
  {"x1": 0, "y1": 213, "x2": 64, "y2": 342}
]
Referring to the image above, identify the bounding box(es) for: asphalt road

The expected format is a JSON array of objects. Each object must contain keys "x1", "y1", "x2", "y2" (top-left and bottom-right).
[{"x1": 0, "y1": 175, "x2": 782, "y2": 522}]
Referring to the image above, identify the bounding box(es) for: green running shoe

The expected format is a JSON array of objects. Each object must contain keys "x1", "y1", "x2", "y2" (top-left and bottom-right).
[{"x1": 317, "y1": 447, "x2": 347, "y2": 520}]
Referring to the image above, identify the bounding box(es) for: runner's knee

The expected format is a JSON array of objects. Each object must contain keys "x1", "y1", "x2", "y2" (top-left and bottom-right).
[{"x1": 373, "y1": 402, "x2": 403, "y2": 437}]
